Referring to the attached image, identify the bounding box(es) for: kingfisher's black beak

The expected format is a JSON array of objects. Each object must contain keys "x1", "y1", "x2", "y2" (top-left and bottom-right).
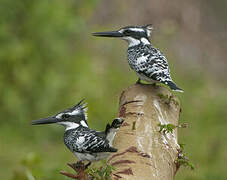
[
  {"x1": 31, "y1": 117, "x2": 59, "y2": 125},
  {"x1": 92, "y1": 31, "x2": 123, "y2": 38}
]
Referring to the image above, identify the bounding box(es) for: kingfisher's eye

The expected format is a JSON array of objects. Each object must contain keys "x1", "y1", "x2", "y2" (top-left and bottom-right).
[{"x1": 62, "y1": 114, "x2": 70, "y2": 119}]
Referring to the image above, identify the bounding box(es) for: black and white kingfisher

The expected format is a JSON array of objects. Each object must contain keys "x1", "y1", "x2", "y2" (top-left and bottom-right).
[
  {"x1": 92, "y1": 24, "x2": 183, "y2": 92},
  {"x1": 31, "y1": 99, "x2": 124, "y2": 165}
]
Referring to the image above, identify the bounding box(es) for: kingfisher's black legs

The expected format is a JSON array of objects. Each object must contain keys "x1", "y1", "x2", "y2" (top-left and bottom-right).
[
  {"x1": 85, "y1": 162, "x2": 91, "y2": 169},
  {"x1": 74, "y1": 161, "x2": 84, "y2": 169},
  {"x1": 73, "y1": 161, "x2": 91, "y2": 169},
  {"x1": 136, "y1": 78, "x2": 141, "y2": 84}
]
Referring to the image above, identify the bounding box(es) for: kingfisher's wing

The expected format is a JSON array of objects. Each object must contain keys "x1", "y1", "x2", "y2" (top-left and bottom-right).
[
  {"x1": 135, "y1": 45, "x2": 173, "y2": 83},
  {"x1": 64, "y1": 127, "x2": 117, "y2": 153}
]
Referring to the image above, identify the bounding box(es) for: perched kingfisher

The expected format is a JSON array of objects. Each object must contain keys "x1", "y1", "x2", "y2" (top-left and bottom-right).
[
  {"x1": 31, "y1": 99, "x2": 124, "y2": 165},
  {"x1": 93, "y1": 24, "x2": 183, "y2": 92}
]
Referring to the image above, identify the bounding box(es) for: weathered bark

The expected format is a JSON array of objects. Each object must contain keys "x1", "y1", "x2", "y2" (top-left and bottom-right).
[{"x1": 108, "y1": 84, "x2": 181, "y2": 180}]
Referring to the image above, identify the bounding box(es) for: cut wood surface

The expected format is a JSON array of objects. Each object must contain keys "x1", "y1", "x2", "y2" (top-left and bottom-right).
[{"x1": 108, "y1": 84, "x2": 181, "y2": 180}]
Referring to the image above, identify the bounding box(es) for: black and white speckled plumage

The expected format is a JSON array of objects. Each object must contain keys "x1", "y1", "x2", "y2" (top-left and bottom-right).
[
  {"x1": 129, "y1": 44, "x2": 183, "y2": 91},
  {"x1": 64, "y1": 126, "x2": 117, "y2": 161},
  {"x1": 64, "y1": 126, "x2": 117, "y2": 153},
  {"x1": 128, "y1": 44, "x2": 172, "y2": 83}
]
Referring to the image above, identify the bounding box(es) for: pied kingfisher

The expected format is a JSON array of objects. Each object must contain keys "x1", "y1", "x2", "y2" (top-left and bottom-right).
[
  {"x1": 31, "y1": 99, "x2": 124, "y2": 165},
  {"x1": 93, "y1": 24, "x2": 183, "y2": 92}
]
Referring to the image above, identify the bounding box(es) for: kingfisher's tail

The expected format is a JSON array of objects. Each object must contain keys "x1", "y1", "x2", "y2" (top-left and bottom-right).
[{"x1": 165, "y1": 81, "x2": 184, "y2": 93}]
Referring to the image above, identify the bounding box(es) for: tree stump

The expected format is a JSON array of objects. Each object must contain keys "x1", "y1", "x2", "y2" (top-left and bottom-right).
[{"x1": 108, "y1": 84, "x2": 181, "y2": 180}]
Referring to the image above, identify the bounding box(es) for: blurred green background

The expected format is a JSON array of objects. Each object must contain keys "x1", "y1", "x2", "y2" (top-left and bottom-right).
[{"x1": 0, "y1": 0, "x2": 227, "y2": 179}]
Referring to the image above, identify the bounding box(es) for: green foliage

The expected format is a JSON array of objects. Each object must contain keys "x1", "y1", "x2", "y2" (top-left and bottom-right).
[
  {"x1": 158, "y1": 122, "x2": 189, "y2": 134},
  {"x1": 175, "y1": 144, "x2": 195, "y2": 170},
  {"x1": 179, "y1": 143, "x2": 186, "y2": 150},
  {"x1": 86, "y1": 163, "x2": 115, "y2": 180},
  {"x1": 157, "y1": 93, "x2": 179, "y2": 106},
  {"x1": 176, "y1": 159, "x2": 195, "y2": 170},
  {"x1": 132, "y1": 121, "x2": 136, "y2": 130},
  {"x1": 158, "y1": 123, "x2": 176, "y2": 134}
]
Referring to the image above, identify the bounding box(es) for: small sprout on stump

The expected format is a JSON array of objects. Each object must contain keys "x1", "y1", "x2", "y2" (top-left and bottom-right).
[
  {"x1": 60, "y1": 161, "x2": 115, "y2": 180},
  {"x1": 158, "y1": 122, "x2": 189, "y2": 134},
  {"x1": 157, "y1": 93, "x2": 179, "y2": 106},
  {"x1": 86, "y1": 163, "x2": 115, "y2": 180},
  {"x1": 132, "y1": 121, "x2": 136, "y2": 130},
  {"x1": 179, "y1": 143, "x2": 186, "y2": 150},
  {"x1": 158, "y1": 123, "x2": 176, "y2": 134},
  {"x1": 175, "y1": 144, "x2": 195, "y2": 171}
]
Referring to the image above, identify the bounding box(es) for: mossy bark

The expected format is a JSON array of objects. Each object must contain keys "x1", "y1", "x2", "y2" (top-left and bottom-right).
[{"x1": 108, "y1": 84, "x2": 181, "y2": 180}]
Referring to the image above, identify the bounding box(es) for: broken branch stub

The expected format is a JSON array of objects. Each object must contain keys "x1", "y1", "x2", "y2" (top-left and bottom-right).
[{"x1": 108, "y1": 84, "x2": 181, "y2": 180}]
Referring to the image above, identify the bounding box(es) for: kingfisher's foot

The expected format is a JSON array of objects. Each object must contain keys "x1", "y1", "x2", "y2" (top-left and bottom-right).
[
  {"x1": 85, "y1": 162, "x2": 91, "y2": 169},
  {"x1": 69, "y1": 161, "x2": 85, "y2": 171},
  {"x1": 136, "y1": 79, "x2": 141, "y2": 84}
]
